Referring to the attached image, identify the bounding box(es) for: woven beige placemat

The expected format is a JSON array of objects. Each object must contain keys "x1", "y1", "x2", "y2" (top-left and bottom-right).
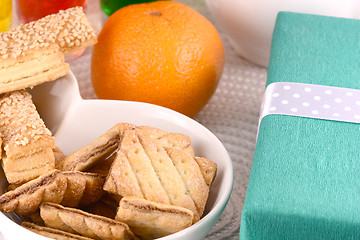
[{"x1": 69, "y1": 0, "x2": 268, "y2": 238}]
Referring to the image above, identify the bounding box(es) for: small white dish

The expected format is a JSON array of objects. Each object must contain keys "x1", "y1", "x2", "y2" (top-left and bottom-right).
[{"x1": 0, "y1": 71, "x2": 234, "y2": 240}]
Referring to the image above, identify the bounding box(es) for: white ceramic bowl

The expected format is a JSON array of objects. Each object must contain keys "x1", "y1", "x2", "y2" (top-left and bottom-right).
[
  {"x1": 206, "y1": 0, "x2": 360, "y2": 67},
  {"x1": 0, "y1": 72, "x2": 234, "y2": 240}
]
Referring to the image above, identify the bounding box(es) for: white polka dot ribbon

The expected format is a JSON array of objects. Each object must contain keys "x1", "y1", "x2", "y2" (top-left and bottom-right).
[{"x1": 258, "y1": 82, "x2": 360, "y2": 139}]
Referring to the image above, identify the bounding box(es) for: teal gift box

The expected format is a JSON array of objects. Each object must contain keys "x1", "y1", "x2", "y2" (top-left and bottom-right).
[{"x1": 240, "y1": 12, "x2": 360, "y2": 239}]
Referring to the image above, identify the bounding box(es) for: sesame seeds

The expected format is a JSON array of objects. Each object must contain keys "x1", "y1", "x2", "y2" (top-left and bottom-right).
[
  {"x1": 0, "y1": 22, "x2": 58, "y2": 60},
  {"x1": 29, "y1": 6, "x2": 97, "y2": 55},
  {"x1": 0, "y1": 7, "x2": 98, "y2": 185},
  {"x1": 0, "y1": 90, "x2": 54, "y2": 149},
  {"x1": 0, "y1": 6, "x2": 97, "y2": 60},
  {"x1": 0, "y1": 6, "x2": 96, "y2": 155}
]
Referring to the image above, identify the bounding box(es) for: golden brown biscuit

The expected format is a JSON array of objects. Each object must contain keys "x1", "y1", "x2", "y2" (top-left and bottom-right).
[
  {"x1": 0, "y1": 35, "x2": 69, "y2": 94},
  {"x1": 59, "y1": 122, "x2": 135, "y2": 171},
  {"x1": 194, "y1": 157, "x2": 217, "y2": 187},
  {"x1": 61, "y1": 171, "x2": 105, "y2": 208},
  {"x1": 0, "y1": 90, "x2": 56, "y2": 184},
  {"x1": 165, "y1": 147, "x2": 209, "y2": 217},
  {"x1": 134, "y1": 126, "x2": 195, "y2": 157},
  {"x1": 0, "y1": 7, "x2": 97, "y2": 94},
  {"x1": 103, "y1": 149, "x2": 144, "y2": 199},
  {"x1": 22, "y1": 222, "x2": 93, "y2": 240},
  {"x1": 0, "y1": 170, "x2": 105, "y2": 215},
  {"x1": 4, "y1": 7, "x2": 97, "y2": 57},
  {"x1": 116, "y1": 196, "x2": 194, "y2": 240},
  {"x1": 1, "y1": 148, "x2": 55, "y2": 185},
  {"x1": 63, "y1": 123, "x2": 195, "y2": 174},
  {"x1": 40, "y1": 202, "x2": 136, "y2": 240},
  {"x1": 104, "y1": 129, "x2": 213, "y2": 222},
  {"x1": 136, "y1": 132, "x2": 200, "y2": 220},
  {"x1": 30, "y1": 6, "x2": 97, "y2": 56},
  {"x1": 136, "y1": 126, "x2": 216, "y2": 188},
  {"x1": 104, "y1": 130, "x2": 171, "y2": 204},
  {"x1": 0, "y1": 170, "x2": 66, "y2": 215}
]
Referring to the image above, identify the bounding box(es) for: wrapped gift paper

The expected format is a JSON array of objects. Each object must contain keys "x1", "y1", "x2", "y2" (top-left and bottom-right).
[{"x1": 240, "y1": 12, "x2": 360, "y2": 240}]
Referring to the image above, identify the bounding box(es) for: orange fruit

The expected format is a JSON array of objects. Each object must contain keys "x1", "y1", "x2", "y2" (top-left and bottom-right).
[{"x1": 91, "y1": 1, "x2": 225, "y2": 117}]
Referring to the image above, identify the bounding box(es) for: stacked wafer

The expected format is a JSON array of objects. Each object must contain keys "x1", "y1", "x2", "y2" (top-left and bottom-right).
[
  {"x1": 27, "y1": 6, "x2": 97, "y2": 56},
  {"x1": 0, "y1": 38, "x2": 68, "y2": 94},
  {"x1": 0, "y1": 6, "x2": 96, "y2": 94},
  {"x1": 0, "y1": 90, "x2": 56, "y2": 184},
  {"x1": 0, "y1": 7, "x2": 97, "y2": 184}
]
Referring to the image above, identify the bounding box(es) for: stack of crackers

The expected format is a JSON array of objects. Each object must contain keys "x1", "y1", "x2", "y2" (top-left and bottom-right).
[
  {"x1": 0, "y1": 7, "x2": 217, "y2": 240},
  {"x1": 0, "y1": 6, "x2": 97, "y2": 184}
]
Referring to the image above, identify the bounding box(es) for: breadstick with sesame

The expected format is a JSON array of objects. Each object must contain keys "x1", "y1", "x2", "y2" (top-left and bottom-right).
[
  {"x1": 0, "y1": 7, "x2": 97, "y2": 94},
  {"x1": 0, "y1": 33, "x2": 69, "y2": 94},
  {"x1": 24, "y1": 6, "x2": 97, "y2": 56},
  {"x1": 1, "y1": 6, "x2": 97, "y2": 57},
  {"x1": 0, "y1": 90, "x2": 56, "y2": 184}
]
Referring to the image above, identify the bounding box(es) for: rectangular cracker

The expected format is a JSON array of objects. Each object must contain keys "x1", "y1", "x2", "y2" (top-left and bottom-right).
[
  {"x1": 116, "y1": 196, "x2": 193, "y2": 240},
  {"x1": 104, "y1": 126, "x2": 215, "y2": 222},
  {"x1": 0, "y1": 6, "x2": 97, "y2": 94},
  {"x1": 5, "y1": 6, "x2": 97, "y2": 57},
  {"x1": 103, "y1": 150, "x2": 144, "y2": 199},
  {"x1": 105, "y1": 130, "x2": 171, "y2": 204},
  {"x1": 0, "y1": 34, "x2": 69, "y2": 94},
  {"x1": 137, "y1": 132, "x2": 200, "y2": 222},
  {"x1": 2, "y1": 148, "x2": 55, "y2": 185},
  {"x1": 0, "y1": 90, "x2": 56, "y2": 183},
  {"x1": 194, "y1": 157, "x2": 217, "y2": 187},
  {"x1": 29, "y1": 6, "x2": 97, "y2": 56},
  {"x1": 166, "y1": 147, "x2": 210, "y2": 217},
  {"x1": 40, "y1": 202, "x2": 136, "y2": 240}
]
